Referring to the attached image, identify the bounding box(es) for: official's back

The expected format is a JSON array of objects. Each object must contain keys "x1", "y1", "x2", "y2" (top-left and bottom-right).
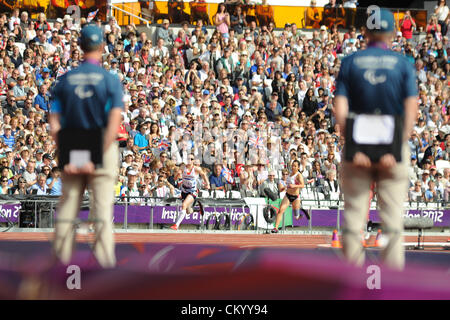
[
  {"x1": 336, "y1": 46, "x2": 417, "y2": 116},
  {"x1": 51, "y1": 62, "x2": 123, "y2": 130}
]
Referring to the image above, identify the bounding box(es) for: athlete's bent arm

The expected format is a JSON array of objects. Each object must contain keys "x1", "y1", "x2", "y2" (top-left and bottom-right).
[
  {"x1": 196, "y1": 167, "x2": 210, "y2": 189},
  {"x1": 296, "y1": 174, "x2": 305, "y2": 189}
]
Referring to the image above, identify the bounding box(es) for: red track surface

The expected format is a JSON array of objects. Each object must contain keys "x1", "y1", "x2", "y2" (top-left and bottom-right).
[{"x1": 0, "y1": 232, "x2": 448, "y2": 250}]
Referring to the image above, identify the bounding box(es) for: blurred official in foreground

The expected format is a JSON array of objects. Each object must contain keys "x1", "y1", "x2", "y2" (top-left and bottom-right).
[
  {"x1": 50, "y1": 25, "x2": 123, "y2": 268},
  {"x1": 334, "y1": 9, "x2": 418, "y2": 270}
]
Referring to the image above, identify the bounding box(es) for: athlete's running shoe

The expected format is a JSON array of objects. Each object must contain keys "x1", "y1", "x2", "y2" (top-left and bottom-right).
[
  {"x1": 271, "y1": 228, "x2": 279, "y2": 234},
  {"x1": 170, "y1": 224, "x2": 178, "y2": 231},
  {"x1": 301, "y1": 208, "x2": 310, "y2": 220}
]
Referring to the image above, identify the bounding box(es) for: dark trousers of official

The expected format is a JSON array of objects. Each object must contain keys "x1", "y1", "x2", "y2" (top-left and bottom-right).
[
  {"x1": 53, "y1": 143, "x2": 119, "y2": 268},
  {"x1": 341, "y1": 143, "x2": 410, "y2": 271}
]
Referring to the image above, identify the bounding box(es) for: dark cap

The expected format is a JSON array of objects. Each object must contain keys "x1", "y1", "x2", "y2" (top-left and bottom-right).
[
  {"x1": 366, "y1": 8, "x2": 395, "y2": 33},
  {"x1": 43, "y1": 153, "x2": 53, "y2": 160},
  {"x1": 80, "y1": 24, "x2": 103, "y2": 48}
]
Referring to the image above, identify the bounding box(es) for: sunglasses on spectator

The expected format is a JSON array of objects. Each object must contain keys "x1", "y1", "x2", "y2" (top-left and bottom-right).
[{"x1": 1, "y1": 179, "x2": 7, "y2": 182}]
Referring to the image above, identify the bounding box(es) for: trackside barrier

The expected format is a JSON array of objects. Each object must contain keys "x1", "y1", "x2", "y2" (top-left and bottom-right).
[{"x1": 0, "y1": 195, "x2": 448, "y2": 231}]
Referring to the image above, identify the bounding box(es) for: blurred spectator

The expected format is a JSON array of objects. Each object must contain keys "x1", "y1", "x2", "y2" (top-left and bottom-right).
[
  {"x1": 151, "y1": 175, "x2": 175, "y2": 197},
  {"x1": 308, "y1": 159, "x2": 324, "y2": 188},
  {"x1": 155, "y1": 19, "x2": 172, "y2": 44},
  {"x1": 259, "y1": 170, "x2": 280, "y2": 199},
  {"x1": 29, "y1": 173, "x2": 48, "y2": 195},
  {"x1": 0, "y1": 175, "x2": 10, "y2": 194},
  {"x1": 46, "y1": 167, "x2": 62, "y2": 196},
  {"x1": 409, "y1": 180, "x2": 424, "y2": 202},
  {"x1": 435, "y1": 0, "x2": 449, "y2": 37},
  {"x1": 12, "y1": 176, "x2": 27, "y2": 195},
  {"x1": 426, "y1": 15, "x2": 442, "y2": 39},
  {"x1": 120, "y1": 170, "x2": 140, "y2": 204},
  {"x1": 306, "y1": 0, "x2": 322, "y2": 29},
  {"x1": 400, "y1": 11, "x2": 416, "y2": 41},
  {"x1": 215, "y1": 3, "x2": 230, "y2": 37},
  {"x1": 209, "y1": 163, "x2": 225, "y2": 190},
  {"x1": 320, "y1": 169, "x2": 339, "y2": 199},
  {"x1": 424, "y1": 180, "x2": 439, "y2": 202}
]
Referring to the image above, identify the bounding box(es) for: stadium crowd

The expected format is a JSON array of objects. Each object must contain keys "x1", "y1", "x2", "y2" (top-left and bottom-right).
[{"x1": 0, "y1": 3, "x2": 449, "y2": 205}]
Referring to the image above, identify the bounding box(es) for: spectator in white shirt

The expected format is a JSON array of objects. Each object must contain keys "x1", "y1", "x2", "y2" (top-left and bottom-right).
[
  {"x1": 9, "y1": 8, "x2": 20, "y2": 31},
  {"x1": 29, "y1": 173, "x2": 49, "y2": 195},
  {"x1": 409, "y1": 180, "x2": 424, "y2": 202},
  {"x1": 151, "y1": 175, "x2": 175, "y2": 197}
]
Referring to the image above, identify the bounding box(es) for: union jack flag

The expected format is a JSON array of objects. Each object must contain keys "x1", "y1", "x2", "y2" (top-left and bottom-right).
[
  {"x1": 142, "y1": 153, "x2": 152, "y2": 163},
  {"x1": 221, "y1": 167, "x2": 234, "y2": 184},
  {"x1": 87, "y1": 9, "x2": 99, "y2": 22},
  {"x1": 56, "y1": 66, "x2": 68, "y2": 78},
  {"x1": 158, "y1": 138, "x2": 170, "y2": 151},
  {"x1": 248, "y1": 136, "x2": 264, "y2": 149}
]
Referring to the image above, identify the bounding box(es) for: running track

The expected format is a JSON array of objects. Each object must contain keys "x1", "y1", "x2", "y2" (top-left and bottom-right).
[
  {"x1": 0, "y1": 232, "x2": 448, "y2": 250},
  {"x1": 0, "y1": 231, "x2": 449, "y2": 300}
]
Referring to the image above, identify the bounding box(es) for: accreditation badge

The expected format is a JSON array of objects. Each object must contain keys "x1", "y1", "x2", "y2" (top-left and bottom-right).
[{"x1": 344, "y1": 113, "x2": 403, "y2": 163}]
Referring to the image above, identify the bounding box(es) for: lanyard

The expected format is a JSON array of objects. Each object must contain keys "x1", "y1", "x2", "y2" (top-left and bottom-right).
[
  {"x1": 84, "y1": 58, "x2": 100, "y2": 66},
  {"x1": 367, "y1": 41, "x2": 389, "y2": 50}
]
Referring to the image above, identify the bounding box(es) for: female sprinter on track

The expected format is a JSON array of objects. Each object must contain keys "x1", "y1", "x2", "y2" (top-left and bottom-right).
[
  {"x1": 171, "y1": 155, "x2": 209, "y2": 230},
  {"x1": 272, "y1": 159, "x2": 310, "y2": 233}
]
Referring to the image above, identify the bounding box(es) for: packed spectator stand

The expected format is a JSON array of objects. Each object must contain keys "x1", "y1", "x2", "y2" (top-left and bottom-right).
[{"x1": 0, "y1": 2, "x2": 449, "y2": 209}]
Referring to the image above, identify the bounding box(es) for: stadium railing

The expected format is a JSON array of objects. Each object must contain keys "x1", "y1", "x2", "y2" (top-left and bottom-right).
[{"x1": 0, "y1": 193, "x2": 447, "y2": 232}]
